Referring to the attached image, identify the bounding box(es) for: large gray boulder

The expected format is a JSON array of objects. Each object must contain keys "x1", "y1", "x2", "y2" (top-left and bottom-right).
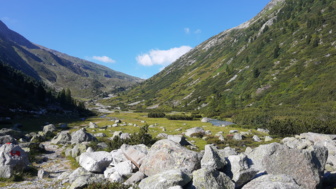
[
  {"x1": 242, "y1": 174, "x2": 303, "y2": 189},
  {"x1": 262, "y1": 143, "x2": 326, "y2": 189},
  {"x1": 71, "y1": 128, "x2": 96, "y2": 144},
  {"x1": 79, "y1": 151, "x2": 113, "y2": 173},
  {"x1": 0, "y1": 143, "x2": 30, "y2": 178},
  {"x1": 139, "y1": 169, "x2": 191, "y2": 189},
  {"x1": 43, "y1": 124, "x2": 56, "y2": 136},
  {"x1": 121, "y1": 144, "x2": 148, "y2": 168},
  {"x1": 51, "y1": 131, "x2": 71, "y2": 144},
  {"x1": 114, "y1": 160, "x2": 133, "y2": 177},
  {"x1": 245, "y1": 143, "x2": 280, "y2": 172},
  {"x1": 225, "y1": 154, "x2": 258, "y2": 188},
  {"x1": 0, "y1": 135, "x2": 17, "y2": 144},
  {"x1": 185, "y1": 127, "x2": 205, "y2": 137},
  {"x1": 201, "y1": 144, "x2": 226, "y2": 170},
  {"x1": 140, "y1": 139, "x2": 201, "y2": 176},
  {"x1": 71, "y1": 143, "x2": 88, "y2": 158},
  {"x1": 124, "y1": 171, "x2": 146, "y2": 185},
  {"x1": 168, "y1": 135, "x2": 190, "y2": 146},
  {"x1": 188, "y1": 168, "x2": 234, "y2": 189}
]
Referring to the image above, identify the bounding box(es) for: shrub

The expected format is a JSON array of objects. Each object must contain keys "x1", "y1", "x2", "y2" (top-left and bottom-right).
[
  {"x1": 84, "y1": 182, "x2": 132, "y2": 189},
  {"x1": 166, "y1": 115, "x2": 194, "y2": 120},
  {"x1": 148, "y1": 112, "x2": 166, "y2": 118}
]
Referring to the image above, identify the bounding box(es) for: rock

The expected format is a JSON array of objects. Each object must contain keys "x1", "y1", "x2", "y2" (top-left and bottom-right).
[
  {"x1": 112, "y1": 124, "x2": 118, "y2": 127},
  {"x1": 185, "y1": 127, "x2": 205, "y2": 137},
  {"x1": 205, "y1": 130, "x2": 212, "y2": 135},
  {"x1": 114, "y1": 160, "x2": 133, "y2": 176},
  {"x1": 245, "y1": 143, "x2": 279, "y2": 172},
  {"x1": 120, "y1": 133, "x2": 131, "y2": 140},
  {"x1": 242, "y1": 174, "x2": 303, "y2": 189},
  {"x1": 252, "y1": 135, "x2": 261, "y2": 142},
  {"x1": 233, "y1": 133, "x2": 243, "y2": 140},
  {"x1": 71, "y1": 143, "x2": 88, "y2": 158},
  {"x1": 51, "y1": 131, "x2": 71, "y2": 144},
  {"x1": 189, "y1": 168, "x2": 235, "y2": 189},
  {"x1": 103, "y1": 167, "x2": 115, "y2": 178},
  {"x1": 38, "y1": 169, "x2": 50, "y2": 179},
  {"x1": 79, "y1": 151, "x2": 113, "y2": 173},
  {"x1": 89, "y1": 122, "x2": 98, "y2": 128},
  {"x1": 168, "y1": 135, "x2": 190, "y2": 146},
  {"x1": 224, "y1": 154, "x2": 257, "y2": 188},
  {"x1": 93, "y1": 133, "x2": 106, "y2": 137},
  {"x1": 0, "y1": 135, "x2": 17, "y2": 144},
  {"x1": 121, "y1": 144, "x2": 148, "y2": 168},
  {"x1": 43, "y1": 124, "x2": 56, "y2": 135},
  {"x1": 68, "y1": 167, "x2": 92, "y2": 183},
  {"x1": 125, "y1": 171, "x2": 146, "y2": 185},
  {"x1": 229, "y1": 130, "x2": 238, "y2": 134},
  {"x1": 0, "y1": 128, "x2": 23, "y2": 139},
  {"x1": 140, "y1": 139, "x2": 201, "y2": 176},
  {"x1": 86, "y1": 147, "x2": 94, "y2": 153},
  {"x1": 69, "y1": 174, "x2": 105, "y2": 189},
  {"x1": 139, "y1": 169, "x2": 191, "y2": 189},
  {"x1": 218, "y1": 147, "x2": 238, "y2": 159},
  {"x1": 108, "y1": 171, "x2": 124, "y2": 183},
  {"x1": 257, "y1": 128, "x2": 269, "y2": 133},
  {"x1": 115, "y1": 119, "x2": 122, "y2": 124},
  {"x1": 264, "y1": 136, "x2": 273, "y2": 142},
  {"x1": 201, "y1": 117, "x2": 210, "y2": 123},
  {"x1": 71, "y1": 128, "x2": 96, "y2": 144},
  {"x1": 299, "y1": 132, "x2": 336, "y2": 142},
  {"x1": 201, "y1": 144, "x2": 226, "y2": 170},
  {"x1": 0, "y1": 143, "x2": 30, "y2": 178},
  {"x1": 110, "y1": 149, "x2": 128, "y2": 166},
  {"x1": 169, "y1": 186, "x2": 183, "y2": 189},
  {"x1": 111, "y1": 131, "x2": 122, "y2": 139},
  {"x1": 262, "y1": 143, "x2": 325, "y2": 189},
  {"x1": 156, "y1": 133, "x2": 168, "y2": 139}
]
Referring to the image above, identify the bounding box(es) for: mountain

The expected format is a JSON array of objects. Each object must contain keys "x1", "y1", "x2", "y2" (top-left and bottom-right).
[
  {"x1": 107, "y1": 0, "x2": 336, "y2": 125},
  {"x1": 0, "y1": 21, "x2": 143, "y2": 98}
]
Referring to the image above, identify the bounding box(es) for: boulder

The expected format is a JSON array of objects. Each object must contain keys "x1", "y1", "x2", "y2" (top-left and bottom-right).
[
  {"x1": 224, "y1": 154, "x2": 257, "y2": 188},
  {"x1": 125, "y1": 171, "x2": 146, "y2": 185},
  {"x1": 256, "y1": 128, "x2": 269, "y2": 133},
  {"x1": 0, "y1": 135, "x2": 17, "y2": 144},
  {"x1": 201, "y1": 144, "x2": 226, "y2": 170},
  {"x1": 114, "y1": 160, "x2": 133, "y2": 177},
  {"x1": 43, "y1": 124, "x2": 56, "y2": 136},
  {"x1": 38, "y1": 169, "x2": 50, "y2": 179},
  {"x1": 93, "y1": 133, "x2": 106, "y2": 137},
  {"x1": 110, "y1": 149, "x2": 128, "y2": 166},
  {"x1": 168, "y1": 135, "x2": 190, "y2": 146},
  {"x1": 262, "y1": 143, "x2": 326, "y2": 189},
  {"x1": 140, "y1": 139, "x2": 201, "y2": 176},
  {"x1": 156, "y1": 133, "x2": 168, "y2": 139},
  {"x1": 120, "y1": 133, "x2": 131, "y2": 140},
  {"x1": 189, "y1": 168, "x2": 234, "y2": 189},
  {"x1": 79, "y1": 151, "x2": 113, "y2": 173},
  {"x1": 51, "y1": 131, "x2": 71, "y2": 144},
  {"x1": 69, "y1": 174, "x2": 105, "y2": 189},
  {"x1": 282, "y1": 137, "x2": 313, "y2": 150},
  {"x1": 71, "y1": 143, "x2": 88, "y2": 158},
  {"x1": 245, "y1": 143, "x2": 280, "y2": 172},
  {"x1": 299, "y1": 132, "x2": 336, "y2": 142},
  {"x1": 242, "y1": 174, "x2": 303, "y2": 189},
  {"x1": 71, "y1": 128, "x2": 96, "y2": 144},
  {"x1": 89, "y1": 122, "x2": 98, "y2": 128},
  {"x1": 233, "y1": 133, "x2": 243, "y2": 141},
  {"x1": 0, "y1": 128, "x2": 24, "y2": 139},
  {"x1": 201, "y1": 117, "x2": 210, "y2": 123},
  {"x1": 0, "y1": 143, "x2": 30, "y2": 178},
  {"x1": 264, "y1": 136, "x2": 273, "y2": 142},
  {"x1": 139, "y1": 169, "x2": 191, "y2": 189},
  {"x1": 218, "y1": 147, "x2": 238, "y2": 159},
  {"x1": 252, "y1": 135, "x2": 261, "y2": 142},
  {"x1": 185, "y1": 127, "x2": 205, "y2": 137},
  {"x1": 121, "y1": 144, "x2": 148, "y2": 168}
]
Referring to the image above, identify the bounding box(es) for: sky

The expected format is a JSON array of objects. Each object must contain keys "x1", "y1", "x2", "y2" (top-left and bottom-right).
[{"x1": 0, "y1": 0, "x2": 271, "y2": 79}]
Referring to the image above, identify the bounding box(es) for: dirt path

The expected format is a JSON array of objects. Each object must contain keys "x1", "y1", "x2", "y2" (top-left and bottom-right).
[{"x1": 4, "y1": 141, "x2": 73, "y2": 189}]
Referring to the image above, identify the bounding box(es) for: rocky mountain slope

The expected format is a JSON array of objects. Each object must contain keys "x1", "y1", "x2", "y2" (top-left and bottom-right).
[
  {"x1": 112, "y1": 0, "x2": 336, "y2": 119},
  {"x1": 0, "y1": 21, "x2": 142, "y2": 98}
]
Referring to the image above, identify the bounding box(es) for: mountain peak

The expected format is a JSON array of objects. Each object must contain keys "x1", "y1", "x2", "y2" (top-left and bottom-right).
[{"x1": 0, "y1": 20, "x2": 39, "y2": 49}]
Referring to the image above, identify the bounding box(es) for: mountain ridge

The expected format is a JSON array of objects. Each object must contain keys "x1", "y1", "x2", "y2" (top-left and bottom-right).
[{"x1": 0, "y1": 20, "x2": 143, "y2": 98}]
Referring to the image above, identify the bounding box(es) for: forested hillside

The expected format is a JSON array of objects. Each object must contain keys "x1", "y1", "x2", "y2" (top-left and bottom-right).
[{"x1": 104, "y1": 0, "x2": 336, "y2": 135}]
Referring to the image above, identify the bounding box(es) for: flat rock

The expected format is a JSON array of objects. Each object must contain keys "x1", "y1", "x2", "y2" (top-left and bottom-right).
[
  {"x1": 188, "y1": 168, "x2": 234, "y2": 189},
  {"x1": 139, "y1": 169, "x2": 191, "y2": 189},
  {"x1": 79, "y1": 151, "x2": 113, "y2": 173},
  {"x1": 242, "y1": 174, "x2": 303, "y2": 189}
]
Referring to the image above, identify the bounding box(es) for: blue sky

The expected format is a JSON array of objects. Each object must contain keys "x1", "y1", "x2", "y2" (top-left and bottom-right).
[{"x1": 0, "y1": 0, "x2": 270, "y2": 79}]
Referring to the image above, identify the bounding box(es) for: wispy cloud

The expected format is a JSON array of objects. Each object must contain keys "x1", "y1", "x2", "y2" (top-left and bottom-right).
[
  {"x1": 194, "y1": 29, "x2": 202, "y2": 34},
  {"x1": 184, "y1": 27, "x2": 190, "y2": 34},
  {"x1": 136, "y1": 46, "x2": 192, "y2": 66},
  {"x1": 92, "y1": 56, "x2": 116, "y2": 63}
]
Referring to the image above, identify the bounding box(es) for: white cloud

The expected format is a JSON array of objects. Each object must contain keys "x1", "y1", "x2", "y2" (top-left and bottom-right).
[
  {"x1": 92, "y1": 56, "x2": 115, "y2": 63},
  {"x1": 184, "y1": 27, "x2": 190, "y2": 34},
  {"x1": 136, "y1": 46, "x2": 192, "y2": 66},
  {"x1": 194, "y1": 29, "x2": 202, "y2": 34}
]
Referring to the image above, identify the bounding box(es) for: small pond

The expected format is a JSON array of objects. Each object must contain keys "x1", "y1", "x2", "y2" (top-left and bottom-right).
[{"x1": 207, "y1": 119, "x2": 235, "y2": 126}]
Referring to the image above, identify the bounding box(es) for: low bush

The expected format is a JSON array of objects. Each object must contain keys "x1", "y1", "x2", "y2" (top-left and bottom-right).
[
  {"x1": 166, "y1": 115, "x2": 194, "y2": 120},
  {"x1": 84, "y1": 182, "x2": 132, "y2": 189},
  {"x1": 148, "y1": 112, "x2": 166, "y2": 118}
]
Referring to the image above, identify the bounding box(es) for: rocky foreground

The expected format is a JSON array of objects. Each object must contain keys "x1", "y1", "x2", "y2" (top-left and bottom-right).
[{"x1": 1, "y1": 122, "x2": 336, "y2": 189}]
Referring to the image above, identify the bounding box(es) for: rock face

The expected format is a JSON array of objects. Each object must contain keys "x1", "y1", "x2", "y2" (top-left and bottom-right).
[
  {"x1": 139, "y1": 169, "x2": 191, "y2": 189},
  {"x1": 140, "y1": 139, "x2": 201, "y2": 176},
  {"x1": 242, "y1": 174, "x2": 303, "y2": 189},
  {"x1": 0, "y1": 143, "x2": 30, "y2": 178},
  {"x1": 120, "y1": 144, "x2": 148, "y2": 168},
  {"x1": 71, "y1": 128, "x2": 96, "y2": 144},
  {"x1": 201, "y1": 144, "x2": 226, "y2": 170},
  {"x1": 189, "y1": 168, "x2": 235, "y2": 189},
  {"x1": 79, "y1": 151, "x2": 113, "y2": 173},
  {"x1": 262, "y1": 143, "x2": 326, "y2": 189}
]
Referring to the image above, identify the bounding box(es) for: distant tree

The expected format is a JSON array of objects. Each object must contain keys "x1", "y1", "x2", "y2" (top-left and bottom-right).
[
  {"x1": 253, "y1": 68, "x2": 261, "y2": 78},
  {"x1": 273, "y1": 44, "x2": 280, "y2": 58}
]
